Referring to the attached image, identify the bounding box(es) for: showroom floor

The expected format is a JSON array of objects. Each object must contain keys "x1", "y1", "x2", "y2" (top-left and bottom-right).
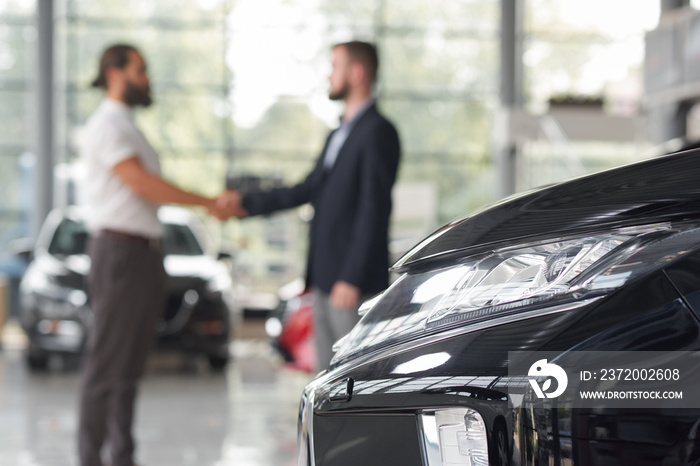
[{"x1": 0, "y1": 319, "x2": 315, "y2": 466}]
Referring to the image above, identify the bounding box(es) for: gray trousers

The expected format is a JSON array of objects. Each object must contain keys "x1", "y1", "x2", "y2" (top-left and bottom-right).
[
  {"x1": 312, "y1": 288, "x2": 366, "y2": 371},
  {"x1": 79, "y1": 234, "x2": 166, "y2": 466}
]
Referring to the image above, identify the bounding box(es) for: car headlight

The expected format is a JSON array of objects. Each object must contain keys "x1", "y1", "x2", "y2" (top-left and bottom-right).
[
  {"x1": 67, "y1": 289, "x2": 87, "y2": 307},
  {"x1": 22, "y1": 268, "x2": 56, "y2": 294},
  {"x1": 332, "y1": 223, "x2": 700, "y2": 365}
]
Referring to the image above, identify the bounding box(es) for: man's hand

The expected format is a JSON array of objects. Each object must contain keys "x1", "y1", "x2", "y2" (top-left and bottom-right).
[
  {"x1": 209, "y1": 190, "x2": 248, "y2": 221},
  {"x1": 205, "y1": 198, "x2": 230, "y2": 221},
  {"x1": 330, "y1": 281, "x2": 361, "y2": 310}
]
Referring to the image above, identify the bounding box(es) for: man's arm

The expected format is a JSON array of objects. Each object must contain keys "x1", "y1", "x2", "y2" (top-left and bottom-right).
[
  {"x1": 219, "y1": 132, "x2": 336, "y2": 217},
  {"x1": 240, "y1": 158, "x2": 325, "y2": 217},
  {"x1": 112, "y1": 157, "x2": 237, "y2": 220}
]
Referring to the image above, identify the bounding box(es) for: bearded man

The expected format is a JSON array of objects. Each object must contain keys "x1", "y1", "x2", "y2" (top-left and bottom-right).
[
  {"x1": 77, "y1": 44, "x2": 234, "y2": 466},
  {"x1": 222, "y1": 41, "x2": 402, "y2": 370}
]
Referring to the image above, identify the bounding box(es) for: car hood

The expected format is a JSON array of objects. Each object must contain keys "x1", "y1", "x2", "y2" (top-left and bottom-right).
[
  {"x1": 163, "y1": 255, "x2": 226, "y2": 281},
  {"x1": 396, "y1": 149, "x2": 700, "y2": 270},
  {"x1": 34, "y1": 253, "x2": 224, "y2": 285}
]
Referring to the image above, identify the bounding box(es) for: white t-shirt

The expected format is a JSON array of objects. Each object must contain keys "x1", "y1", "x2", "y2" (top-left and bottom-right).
[{"x1": 81, "y1": 98, "x2": 163, "y2": 238}]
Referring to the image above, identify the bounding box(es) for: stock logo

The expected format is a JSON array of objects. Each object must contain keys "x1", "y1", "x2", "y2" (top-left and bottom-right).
[{"x1": 528, "y1": 359, "x2": 568, "y2": 399}]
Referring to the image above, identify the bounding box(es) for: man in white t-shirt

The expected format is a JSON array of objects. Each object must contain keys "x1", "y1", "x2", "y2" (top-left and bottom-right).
[{"x1": 78, "y1": 44, "x2": 239, "y2": 466}]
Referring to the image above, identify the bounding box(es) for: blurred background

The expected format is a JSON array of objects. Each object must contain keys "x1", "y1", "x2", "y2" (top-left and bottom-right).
[{"x1": 1, "y1": 0, "x2": 699, "y2": 465}]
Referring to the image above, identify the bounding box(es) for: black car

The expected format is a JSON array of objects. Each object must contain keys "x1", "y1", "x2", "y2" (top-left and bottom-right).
[
  {"x1": 18, "y1": 206, "x2": 235, "y2": 370},
  {"x1": 298, "y1": 150, "x2": 700, "y2": 466}
]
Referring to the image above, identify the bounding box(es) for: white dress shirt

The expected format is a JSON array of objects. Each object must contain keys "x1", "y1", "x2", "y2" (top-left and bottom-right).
[{"x1": 81, "y1": 98, "x2": 163, "y2": 238}]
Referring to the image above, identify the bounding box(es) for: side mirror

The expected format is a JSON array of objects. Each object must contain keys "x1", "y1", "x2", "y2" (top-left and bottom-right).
[
  {"x1": 8, "y1": 237, "x2": 34, "y2": 263},
  {"x1": 217, "y1": 251, "x2": 234, "y2": 261}
]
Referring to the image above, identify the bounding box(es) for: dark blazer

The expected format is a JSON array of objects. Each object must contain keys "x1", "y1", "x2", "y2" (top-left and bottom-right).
[{"x1": 242, "y1": 103, "x2": 401, "y2": 295}]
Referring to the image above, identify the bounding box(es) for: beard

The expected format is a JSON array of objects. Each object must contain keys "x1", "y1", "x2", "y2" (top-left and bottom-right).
[
  {"x1": 123, "y1": 81, "x2": 153, "y2": 107},
  {"x1": 329, "y1": 81, "x2": 349, "y2": 101}
]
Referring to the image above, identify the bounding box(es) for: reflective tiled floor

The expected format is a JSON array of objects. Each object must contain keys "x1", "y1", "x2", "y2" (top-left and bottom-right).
[{"x1": 0, "y1": 321, "x2": 314, "y2": 466}]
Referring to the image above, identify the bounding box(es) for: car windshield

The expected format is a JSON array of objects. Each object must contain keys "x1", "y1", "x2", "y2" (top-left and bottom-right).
[
  {"x1": 48, "y1": 219, "x2": 204, "y2": 256},
  {"x1": 162, "y1": 224, "x2": 204, "y2": 256},
  {"x1": 48, "y1": 218, "x2": 88, "y2": 256}
]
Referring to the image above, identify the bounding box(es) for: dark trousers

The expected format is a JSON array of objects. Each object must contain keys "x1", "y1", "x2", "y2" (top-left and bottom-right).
[{"x1": 79, "y1": 234, "x2": 166, "y2": 466}]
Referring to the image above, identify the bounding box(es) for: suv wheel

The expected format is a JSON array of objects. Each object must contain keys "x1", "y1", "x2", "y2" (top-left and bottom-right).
[
  {"x1": 26, "y1": 347, "x2": 49, "y2": 371},
  {"x1": 208, "y1": 354, "x2": 229, "y2": 370}
]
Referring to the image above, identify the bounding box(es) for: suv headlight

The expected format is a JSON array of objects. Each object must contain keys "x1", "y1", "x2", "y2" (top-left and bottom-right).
[{"x1": 332, "y1": 223, "x2": 700, "y2": 365}]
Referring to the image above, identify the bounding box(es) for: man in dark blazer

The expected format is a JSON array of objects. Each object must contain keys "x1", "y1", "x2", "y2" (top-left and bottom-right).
[{"x1": 224, "y1": 41, "x2": 401, "y2": 369}]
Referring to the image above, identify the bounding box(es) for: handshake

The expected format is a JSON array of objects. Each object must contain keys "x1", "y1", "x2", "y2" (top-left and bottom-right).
[{"x1": 205, "y1": 190, "x2": 249, "y2": 221}]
